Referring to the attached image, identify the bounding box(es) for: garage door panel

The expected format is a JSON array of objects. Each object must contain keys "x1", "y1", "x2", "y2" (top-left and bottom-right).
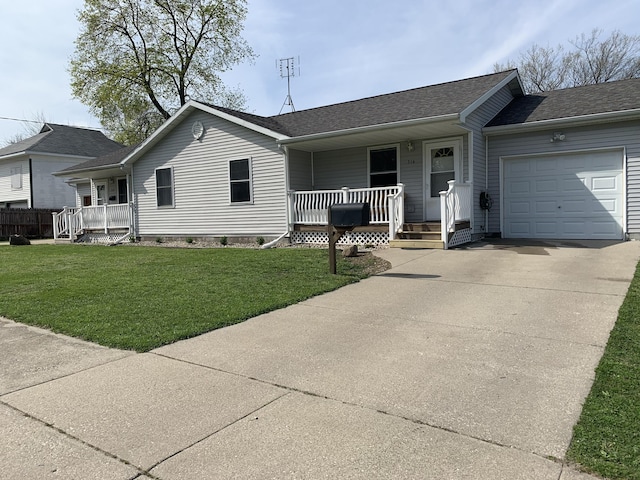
[
  {"x1": 591, "y1": 175, "x2": 618, "y2": 191},
  {"x1": 534, "y1": 200, "x2": 558, "y2": 214},
  {"x1": 503, "y1": 150, "x2": 623, "y2": 240},
  {"x1": 534, "y1": 179, "x2": 558, "y2": 194}
]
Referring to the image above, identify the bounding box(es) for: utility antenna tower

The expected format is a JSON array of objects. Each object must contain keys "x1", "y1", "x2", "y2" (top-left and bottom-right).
[{"x1": 277, "y1": 57, "x2": 299, "y2": 114}]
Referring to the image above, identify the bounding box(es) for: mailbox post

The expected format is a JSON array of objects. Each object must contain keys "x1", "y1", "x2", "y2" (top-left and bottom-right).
[{"x1": 327, "y1": 203, "x2": 370, "y2": 274}]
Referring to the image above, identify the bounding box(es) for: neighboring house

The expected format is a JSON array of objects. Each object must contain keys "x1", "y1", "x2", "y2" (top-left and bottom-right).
[
  {"x1": 52, "y1": 70, "x2": 640, "y2": 248},
  {"x1": 0, "y1": 123, "x2": 123, "y2": 209}
]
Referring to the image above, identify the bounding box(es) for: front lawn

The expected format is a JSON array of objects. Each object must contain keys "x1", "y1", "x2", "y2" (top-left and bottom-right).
[
  {"x1": 567, "y1": 261, "x2": 640, "y2": 479},
  {"x1": 0, "y1": 244, "x2": 385, "y2": 352}
]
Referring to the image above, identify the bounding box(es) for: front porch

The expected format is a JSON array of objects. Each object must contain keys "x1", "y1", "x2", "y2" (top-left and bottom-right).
[{"x1": 289, "y1": 181, "x2": 473, "y2": 249}]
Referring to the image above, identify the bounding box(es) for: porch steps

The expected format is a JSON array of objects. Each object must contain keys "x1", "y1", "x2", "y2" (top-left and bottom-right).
[{"x1": 390, "y1": 222, "x2": 444, "y2": 249}]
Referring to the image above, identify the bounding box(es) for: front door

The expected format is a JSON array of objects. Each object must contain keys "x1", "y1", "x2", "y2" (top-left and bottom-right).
[
  {"x1": 95, "y1": 182, "x2": 107, "y2": 205},
  {"x1": 424, "y1": 139, "x2": 462, "y2": 220}
]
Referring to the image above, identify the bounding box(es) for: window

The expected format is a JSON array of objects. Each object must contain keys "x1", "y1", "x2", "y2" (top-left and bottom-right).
[
  {"x1": 117, "y1": 178, "x2": 128, "y2": 204},
  {"x1": 369, "y1": 146, "x2": 398, "y2": 187},
  {"x1": 430, "y1": 147, "x2": 455, "y2": 197},
  {"x1": 156, "y1": 167, "x2": 174, "y2": 207},
  {"x1": 229, "y1": 159, "x2": 252, "y2": 203},
  {"x1": 10, "y1": 166, "x2": 22, "y2": 190}
]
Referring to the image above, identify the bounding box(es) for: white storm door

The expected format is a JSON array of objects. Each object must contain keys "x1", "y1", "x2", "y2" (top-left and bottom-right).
[
  {"x1": 95, "y1": 182, "x2": 107, "y2": 205},
  {"x1": 424, "y1": 139, "x2": 462, "y2": 220}
]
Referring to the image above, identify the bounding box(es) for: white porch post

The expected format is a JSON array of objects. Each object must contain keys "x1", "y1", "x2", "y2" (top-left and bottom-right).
[
  {"x1": 67, "y1": 207, "x2": 75, "y2": 242},
  {"x1": 288, "y1": 190, "x2": 296, "y2": 232},
  {"x1": 103, "y1": 204, "x2": 108, "y2": 234},
  {"x1": 440, "y1": 191, "x2": 448, "y2": 250},
  {"x1": 341, "y1": 186, "x2": 349, "y2": 203}
]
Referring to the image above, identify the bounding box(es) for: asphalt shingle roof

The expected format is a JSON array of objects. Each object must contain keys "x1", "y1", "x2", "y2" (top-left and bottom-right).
[
  {"x1": 0, "y1": 123, "x2": 123, "y2": 158},
  {"x1": 486, "y1": 77, "x2": 640, "y2": 127},
  {"x1": 214, "y1": 70, "x2": 518, "y2": 137},
  {"x1": 58, "y1": 144, "x2": 139, "y2": 174}
]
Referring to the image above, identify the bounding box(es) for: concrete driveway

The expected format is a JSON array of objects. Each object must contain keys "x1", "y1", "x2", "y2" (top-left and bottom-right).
[{"x1": 1, "y1": 239, "x2": 638, "y2": 479}]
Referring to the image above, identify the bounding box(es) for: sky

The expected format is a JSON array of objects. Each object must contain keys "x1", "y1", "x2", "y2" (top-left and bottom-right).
[{"x1": 1, "y1": 0, "x2": 639, "y2": 144}]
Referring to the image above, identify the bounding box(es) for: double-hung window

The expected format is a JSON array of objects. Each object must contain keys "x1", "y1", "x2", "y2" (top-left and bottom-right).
[
  {"x1": 11, "y1": 166, "x2": 22, "y2": 190},
  {"x1": 230, "y1": 158, "x2": 252, "y2": 203},
  {"x1": 369, "y1": 146, "x2": 398, "y2": 187},
  {"x1": 155, "y1": 167, "x2": 174, "y2": 207}
]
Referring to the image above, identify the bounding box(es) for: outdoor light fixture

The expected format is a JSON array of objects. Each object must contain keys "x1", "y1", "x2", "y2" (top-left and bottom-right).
[
  {"x1": 407, "y1": 141, "x2": 414, "y2": 152},
  {"x1": 550, "y1": 132, "x2": 566, "y2": 142}
]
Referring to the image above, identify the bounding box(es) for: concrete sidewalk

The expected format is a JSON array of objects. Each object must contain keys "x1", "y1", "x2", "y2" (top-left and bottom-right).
[{"x1": 1, "y1": 240, "x2": 638, "y2": 479}]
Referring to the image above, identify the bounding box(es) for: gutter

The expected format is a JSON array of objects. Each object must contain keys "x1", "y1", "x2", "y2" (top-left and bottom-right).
[
  {"x1": 278, "y1": 113, "x2": 460, "y2": 146},
  {"x1": 484, "y1": 108, "x2": 640, "y2": 136}
]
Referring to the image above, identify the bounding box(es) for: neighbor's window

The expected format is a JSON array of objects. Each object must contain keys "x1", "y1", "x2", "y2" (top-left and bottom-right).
[
  {"x1": 11, "y1": 166, "x2": 22, "y2": 190},
  {"x1": 155, "y1": 167, "x2": 173, "y2": 207},
  {"x1": 369, "y1": 146, "x2": 398, "y2": 187},
  {"x1": 230, "y1": 158, "x2": 252, "y2": 203}
]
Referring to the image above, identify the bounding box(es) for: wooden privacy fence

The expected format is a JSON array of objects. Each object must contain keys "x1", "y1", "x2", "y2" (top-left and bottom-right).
[{"x1": 0, "y1": 208, "x2": 56, "y2": 239}]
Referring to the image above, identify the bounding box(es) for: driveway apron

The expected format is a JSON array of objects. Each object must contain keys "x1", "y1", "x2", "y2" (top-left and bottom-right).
[{"x1": 2, "y1": 240, "x2": 638, "y2": 479}]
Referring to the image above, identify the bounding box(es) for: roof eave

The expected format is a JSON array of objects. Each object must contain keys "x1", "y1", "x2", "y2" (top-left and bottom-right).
[
  {"x1": 119, "y1": 101, "x2": 289, "y2": 168},
  {"x1": 279, "y1": 113, "x2": 460, "y2": 146},
  {"x1": 53, "y1": 162, "x2": 130, "y2": 177},
  {"x1": 483, "y1": 108, "x2": 640, "y2": 136}
]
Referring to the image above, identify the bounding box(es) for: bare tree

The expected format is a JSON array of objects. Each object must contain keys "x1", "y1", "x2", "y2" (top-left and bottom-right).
[
  {"x1": 1, "y1": 112, "x2": 48, "y2": 147},
  {"x1": 494, "y1": 29, "x2": 640, "y2": 93}
]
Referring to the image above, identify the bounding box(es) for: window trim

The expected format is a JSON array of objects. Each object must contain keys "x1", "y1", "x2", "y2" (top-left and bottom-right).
[
  {"x1": 155, "y1": 166, "x2": 174, "y2": 208},
  {"x1": 228, "y1": 157, "x2": 253, "y2": 204},
  {"x1": 367, "y1": 144, "x2": 400, "y2": 188}
]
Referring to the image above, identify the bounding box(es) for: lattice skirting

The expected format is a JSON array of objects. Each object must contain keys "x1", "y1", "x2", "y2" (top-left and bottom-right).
[
  {"x1": 448, "y1": 228, "x2": 473, "y2": 248},
  {"x1": 78, "y1": 233, "x2": 129, "y2": 244},
  {"x1": 292, "y1": 230, "x2": 389, "y2": 246}
]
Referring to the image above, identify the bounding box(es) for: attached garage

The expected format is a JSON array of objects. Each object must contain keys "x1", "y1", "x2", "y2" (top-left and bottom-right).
[{"x1": 501, "y1": 149, "x2": 624, "y2": 240}]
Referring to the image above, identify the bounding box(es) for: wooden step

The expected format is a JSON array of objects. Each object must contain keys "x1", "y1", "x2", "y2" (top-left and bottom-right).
[
  {"x1": 389, "y1": 238, "x2": 444, "y2": 249},
  {"x1": 402, "y1": 222, "x2": 441, "y2": 232}
]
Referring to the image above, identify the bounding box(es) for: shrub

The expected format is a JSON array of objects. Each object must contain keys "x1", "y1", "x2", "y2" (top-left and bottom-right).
[
  {"x1": 186, "y1": 237, "x2": 194, "y2": 244},
  {"x1": 155, "y1": 237, "x2": 163, "y2": 243},
  {"x1": 257, "y1": 236, "x2": 265, "y2": 246},
  {"x1": 219, "y1": 236, "x2": 228, "y2": 246}
]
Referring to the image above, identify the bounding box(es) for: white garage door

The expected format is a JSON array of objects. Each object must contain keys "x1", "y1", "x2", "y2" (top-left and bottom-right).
[{"x1": 502, "y1": 150, "x2": 624, "y2": 239}]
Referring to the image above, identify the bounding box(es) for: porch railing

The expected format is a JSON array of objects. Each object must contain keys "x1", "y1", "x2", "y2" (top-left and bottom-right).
[
  {"x1": 440, "y1": 181, "x2": 472, "y2": 249},
  {"x1": 53, "y1": 204, "x2": 133, "y2": 240},
  {"x1": 289, "y1": 184, "x2": 404, "y2": 224}
]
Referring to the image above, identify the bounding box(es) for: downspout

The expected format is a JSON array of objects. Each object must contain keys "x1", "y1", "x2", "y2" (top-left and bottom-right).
[
  {"x1": 262, "y1": 143, "x2": 291, "y2": 249},
  {"x1": 28, "y1": 158, "x2": 34, "y2": 208},
  {"x1": 485, "y1": 136, "x2": 489, "y2": 235}
]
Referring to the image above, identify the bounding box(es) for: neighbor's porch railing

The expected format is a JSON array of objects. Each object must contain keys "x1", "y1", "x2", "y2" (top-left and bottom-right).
[
  {"x1": 53, "y1": 204, "x2": 133, "y2": 240},
  {"x1": 440, "y1": 180, "x2": 472, "y2": 249},
  {"x1": 288, "y1": 184, "x2": 405, "y2": 240}
]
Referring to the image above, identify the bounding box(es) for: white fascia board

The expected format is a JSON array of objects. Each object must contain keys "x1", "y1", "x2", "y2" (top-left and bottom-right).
[
  {"x1": 195, "y1": 103, "x2": 289, "y2": 141},
  {"x1": 53, "y1": 162, "x2": 130, "y2": 176},
  {"x1": 278, "y1": 113, "x2": 460, "y2": 146},
  {"x1": 459, "y1": 71, "x2": 522, "y2": 124},
  {"x1": 483, "y1": 108, "x2": 640, "y2": 136},
  {"x1": 0, "y1": 151, "x2": 27, "y2": 161}
]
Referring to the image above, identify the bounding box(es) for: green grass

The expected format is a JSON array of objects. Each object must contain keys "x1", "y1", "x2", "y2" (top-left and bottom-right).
[
  {"x1": 567, "y1": 261, "x2": 640, "y2": 479},
  {"x1": 0, "y1": 245, "x2": 377, "y2": 352}
]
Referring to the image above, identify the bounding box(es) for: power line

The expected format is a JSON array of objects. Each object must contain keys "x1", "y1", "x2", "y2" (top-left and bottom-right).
[{"x1": 0, "y1": 114, "x2": 107, "y2": 132}]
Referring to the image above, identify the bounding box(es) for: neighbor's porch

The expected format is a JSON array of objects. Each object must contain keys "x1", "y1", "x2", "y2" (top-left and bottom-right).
[{"x1": 53, "y1": 203, "x2": 134, "y2": 244}]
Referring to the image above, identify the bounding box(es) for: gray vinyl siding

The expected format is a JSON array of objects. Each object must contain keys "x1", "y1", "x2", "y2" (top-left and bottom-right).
[
  {"x1": 132, "y1": 110, "x2": 287, "y2": 237},
  {"x1": 288, "y1": 148, "x2": 312, "y2": 191},
  {"x1": 464, "y1": 85, "x2": 515, "y2": 234},
  {"x1": 486, "y1": 119, "x2": 640, "y2": 237}
]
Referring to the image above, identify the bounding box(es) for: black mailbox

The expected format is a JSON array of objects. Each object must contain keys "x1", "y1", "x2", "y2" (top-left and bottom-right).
[{"x1": 329, "y1": 203, "x2": 370, "y2": 228}]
